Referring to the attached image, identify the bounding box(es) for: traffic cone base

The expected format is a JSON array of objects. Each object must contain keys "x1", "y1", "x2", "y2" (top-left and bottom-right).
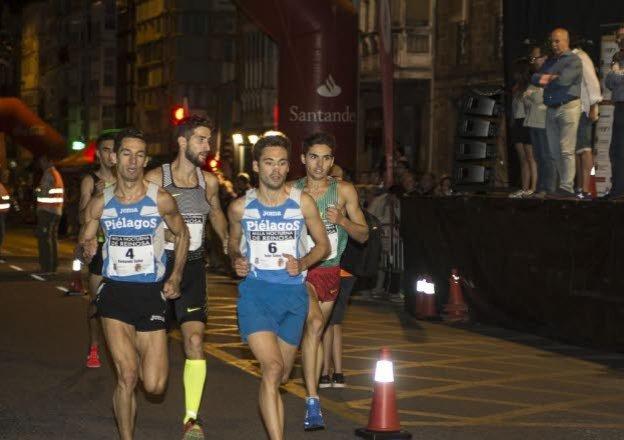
[{"x1": 355, "y1": 427, "x2": 412, "y2": 439}]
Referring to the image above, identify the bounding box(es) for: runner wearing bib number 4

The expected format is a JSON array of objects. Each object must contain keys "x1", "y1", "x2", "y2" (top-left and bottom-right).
[
  {"x1": 79, "y1": 128, "x2": 190, "y2": 440},
  {"x1": 295, "y1": 132, "x2": 369, "y2": 431},
  {"x1": 228, "y1": 133, "x2": 329, "y2": 440},
  {"x1": 145, "y1": 115, "x2": 228, "y2": 439}
]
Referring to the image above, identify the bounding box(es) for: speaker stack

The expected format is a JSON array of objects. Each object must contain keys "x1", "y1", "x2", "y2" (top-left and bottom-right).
[{"x1": 453, "y1": 87, "x2": 505, "y2": 191}]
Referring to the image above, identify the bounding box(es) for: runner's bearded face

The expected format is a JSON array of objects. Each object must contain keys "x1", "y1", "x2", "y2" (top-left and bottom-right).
[
  {"x1": 97, "y1": 139, "x2": 115, "y2": 169},
  {"x1": 116, "y1": 138, "x2": 147, "y2": 182},
  {"x1": 184, "y1": 126, "x2": 212, "y2": 167},
  {"x1": 302, "y1": 144, "x2": 334, "y2": 181},
  {"x1": 254, "y1": 146, "x2": 289, "y2": 190}
]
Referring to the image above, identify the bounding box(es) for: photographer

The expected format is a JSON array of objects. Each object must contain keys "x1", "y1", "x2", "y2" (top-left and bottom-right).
[{"x1": 606, "y1": 26, "x2": 624, "y2": 197}]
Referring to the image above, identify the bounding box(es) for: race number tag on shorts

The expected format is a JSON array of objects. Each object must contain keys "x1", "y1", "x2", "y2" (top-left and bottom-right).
[
  {"x1": 249, "y1": 230, "x2": 296, "y2": 270},
  {"x1": 165, "y1": 214, "x2": 204, "y2": 251},
  {"x1": 307, "y1": 222, "x2": 338, "y2": 260},
  {"x1": 109, "y1": 235, "x2": 154, "y2": 276}
]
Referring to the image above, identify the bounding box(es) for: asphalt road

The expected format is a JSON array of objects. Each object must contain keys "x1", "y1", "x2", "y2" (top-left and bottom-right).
[{"x1": 1, "y1": 227, "x2": 624, "y2": 440}]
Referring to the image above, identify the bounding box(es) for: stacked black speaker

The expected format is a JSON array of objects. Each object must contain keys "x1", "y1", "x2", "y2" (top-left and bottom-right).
[{"x1": 453, "y1": 88, "x2": 504, "y2": 191}]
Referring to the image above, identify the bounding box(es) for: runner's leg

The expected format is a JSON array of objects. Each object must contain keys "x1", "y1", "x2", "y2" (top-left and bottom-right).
[
  {"x1": 101, "y1": 318, "x2": 140, "y2": 440},
  {"x1": 248, "y1": 331, "x2": 286, "y2": 440}
]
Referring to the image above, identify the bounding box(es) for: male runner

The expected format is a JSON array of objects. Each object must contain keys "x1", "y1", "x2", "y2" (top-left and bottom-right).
[
  {"x1": 145, "y1": 115, "x2": 228, "y2": 438},
  {"x1": 295, "y1": 132, "x2": 368, "y2": 430},
  {"x1": 79, "y1": 128, "x2": 189, "y2": 440},
  {"x1": 228, "y1": 133, "x2": 329, "y2": 440},
  {"x1": 79, "y1": 130, "x2": 117, "y2": 368}
]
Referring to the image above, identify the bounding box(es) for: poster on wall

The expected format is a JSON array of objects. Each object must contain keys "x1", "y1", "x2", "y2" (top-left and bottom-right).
[{"x1": 596, "y1": 35, "x2": 619, "y2": 195}]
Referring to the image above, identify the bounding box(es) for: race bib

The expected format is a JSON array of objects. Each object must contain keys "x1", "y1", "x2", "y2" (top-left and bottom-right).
[
  {"x1": 165, "y1": 214, "x2": 204, "y2": 251},
  {"x1": 248, "y1": 230, "x2": 297, "y2": 270},
  {"x1": 108, "y1": 235, "x2": 154, "y2": 276},
  {"x1": 307, "y1": 222, "x2": 338, "y2": 260}
]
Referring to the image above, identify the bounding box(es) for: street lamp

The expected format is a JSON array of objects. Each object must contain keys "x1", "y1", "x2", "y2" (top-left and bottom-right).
[
  {"x1": 232, "y1": 133, "x2": 244, "y2": 145},
  {"x1": 248, "y1": 134, "x2": 259, "y2": 145},
  {"x1": 72, "y1": 139, "x2": 86, "y2": 151}
]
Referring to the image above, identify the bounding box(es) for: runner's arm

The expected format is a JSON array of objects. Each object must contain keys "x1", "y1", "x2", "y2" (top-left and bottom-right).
[
  {"x1": 337, "y1": 181, "x2": 369, "y2": 243},
  {"x1": 78, "y1": 194, "x2": 104, "y2": 262},
  {"x1": 300, "y1": 192, "x2": 330, "y2": 270},
  {"x1": 144, "y1": 167, "x2": 163, "y2": 187},
  {"x1": 78, "y1": 175, "x2": 94, "y2": 225},
  {"x1": 227, "y1": 197, "x2": 250, "y2": 276},
  {"x1": 205, "y1": 172, "x2": 229, "y2": 247},
  {"x1": 158, "y1": 189, "x2": 189, "y2": 280}
]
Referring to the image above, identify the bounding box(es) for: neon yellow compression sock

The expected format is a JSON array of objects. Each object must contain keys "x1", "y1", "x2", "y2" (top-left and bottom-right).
[{"x1": 183, "y1": 359, "x2": 207, "y2": 423}]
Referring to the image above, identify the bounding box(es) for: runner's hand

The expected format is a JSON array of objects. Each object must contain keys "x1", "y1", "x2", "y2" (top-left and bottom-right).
[
  {"x1": 163, "y1": 276, "x2": 181, "y2": 299},
  {"x1": 283, "y1": 254, "x2": 303, "y2": 276},
  {"x1": 326, "y1": 206, "x2": 344, "y2": 226},
  {"x1": 233, "y1": 257, "x2": 250, "y2": 277},
  {"x1": 80, "y1": 238, "x2": 98, "y2": 263}
]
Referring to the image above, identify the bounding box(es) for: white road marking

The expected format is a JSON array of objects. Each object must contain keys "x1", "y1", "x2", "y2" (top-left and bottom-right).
[
  {"x1": 0, "y1": 259, "x2": 6, "y2": 264},
  {"x1": 56, "y1": 286, "x2": 69, "y2": 292},
  {"x1": 31, "y1": 274, "x2": 45, "y2": 281},
  {"x1": 9, "y1": 265, "x2": 23, "y2": 271}
]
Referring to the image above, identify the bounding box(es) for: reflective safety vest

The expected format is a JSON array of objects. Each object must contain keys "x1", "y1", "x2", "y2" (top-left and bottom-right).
[
  {"x1": 0, "y1": 183, "x2": 9, "y2": 213},
  {"x1": 36, "y1": 167, "x2": 64, "y2": 210}
]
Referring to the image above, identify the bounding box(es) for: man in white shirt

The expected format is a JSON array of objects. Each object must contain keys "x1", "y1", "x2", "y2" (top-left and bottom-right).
[{"x1": 572, "y1": 43, "x2": 602, "y2": 198}]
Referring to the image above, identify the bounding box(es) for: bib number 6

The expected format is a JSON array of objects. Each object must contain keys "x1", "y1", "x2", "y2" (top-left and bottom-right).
[{"x1": 268, "y1": 242, "x2": 277, "y2": 254}]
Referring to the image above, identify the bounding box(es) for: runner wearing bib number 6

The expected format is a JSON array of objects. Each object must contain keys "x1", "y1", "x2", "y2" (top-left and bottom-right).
[
  {"x1": 145, "y1": 115, "x2": 228, "y2": 439},
  {"x1": 79, "y1": 128, "x2": 190, "y2": 440},
  {"x1": 295, "y1": 132, "x2": 369, "y2": 431},
  {"x1": 227, "y1": 133, "x2": 329, "y2": 440}
]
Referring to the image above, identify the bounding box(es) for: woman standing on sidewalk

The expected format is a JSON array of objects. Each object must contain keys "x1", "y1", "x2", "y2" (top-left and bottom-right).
[{"x1": 509, "y1": 59, "x2": 538, "y2": 198}]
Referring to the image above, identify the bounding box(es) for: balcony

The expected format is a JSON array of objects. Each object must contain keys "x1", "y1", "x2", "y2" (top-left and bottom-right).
[{"x1": 360, "y1": 27, "x2": 433, "y2": 80}]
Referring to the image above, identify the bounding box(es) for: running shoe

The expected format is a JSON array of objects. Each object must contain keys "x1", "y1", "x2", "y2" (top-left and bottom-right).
[
  {"x1": 331, "y1": 373, "x2": 346, "y2": 388},
  {"x1": 86, "y1": 345, "x2": 101, "y2": 368},
  {"x1": 303, "y1": 397, "x2": 325, "y2": 431},
  {"x1": 508, "y1": 189, "x2": 526, "y2": 198},
  {"x1": 319, "y1": 375, "x2": 332, "y2": 389},
  {"x1": 182, "y1": 418, "x2": 205, "y2": 440}
]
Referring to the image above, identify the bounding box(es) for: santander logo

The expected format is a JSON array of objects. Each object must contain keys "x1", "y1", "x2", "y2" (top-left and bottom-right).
[{"x1": 317, "y1": 75, "x2": 342, "y2": 98}]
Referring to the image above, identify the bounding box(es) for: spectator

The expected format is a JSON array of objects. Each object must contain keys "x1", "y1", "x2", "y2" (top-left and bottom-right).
[
  {"x1": 400, "y1": 171, "x2": 418, "y2": 196},
  {"x1": 532, "y1": 28, "x2": 583, "y2": 197},
  {"x1": 524, "y1": 46, "x2": 555, "y2": 197},
  {"x1": 510, "y1": 59, "x2": 537, "y2": 198},
  {"x1": 34, "y1": 155, "x2": 64, "y2": 274},
  {"x1": 233, "y1": 172, "x2": 252, "y2": 197},
  {"x1": 572, "y1": 40, "x2": 602, "y2": 199},
  {"x1": 606, "y1": 25, "x2": 624, "y2": 198},
  {"x1": 435, "y1": 174, "x2": 454, "y2": 196},
  {"x1": 417, "y1": 172, "x2": 436, "y2": 196},
  {"x1": 329, "y1": 164, "x2": 344, "y2": 180}
]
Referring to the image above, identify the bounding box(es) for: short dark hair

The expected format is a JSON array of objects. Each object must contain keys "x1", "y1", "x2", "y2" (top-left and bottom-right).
[
  {"x1": 114, "y1": 127, "x2": 146, "y2": 153},
  {"x1": 96, "y1": 129, "x2": 119, "y2": 150},
  {"x1": 175, "y1": 115, "x2": 214, "y2": 141},
  {"x1": 302, "y1": 132, "x2": 336, "y2": 154},
  {"x1": 253, "y1": 134, "x2": 291, "y2": 161}
]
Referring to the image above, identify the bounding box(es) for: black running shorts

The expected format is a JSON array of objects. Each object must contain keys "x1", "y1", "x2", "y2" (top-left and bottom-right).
[
  {"x1": 88, "y1": 241, "x2": 104, "y2": 276},
  {"x1": 96, "y1": 279, "x2": 167, "y2": 331},
  {"x1": 165, "y1": 256, "x2": 207, "y2": 324}
]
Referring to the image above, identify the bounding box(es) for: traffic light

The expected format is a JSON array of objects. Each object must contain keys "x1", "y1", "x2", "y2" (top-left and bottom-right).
[{"x1": 172, "y1": 105, "x2": 186, "y2": 125}]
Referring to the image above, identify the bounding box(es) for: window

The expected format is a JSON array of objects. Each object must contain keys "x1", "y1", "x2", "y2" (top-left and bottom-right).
[{"x1": 406, "y1": 0, "x2": 430, "y2": 27}]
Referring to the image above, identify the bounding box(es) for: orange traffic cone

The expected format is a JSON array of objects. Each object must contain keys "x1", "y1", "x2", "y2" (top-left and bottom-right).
[
  {"x1": 414, "y1": 276, "x2": 438, "y2": 320},
  {"x1": 443, "y1": 269, "x2": 469, "y2": 322},
  {"x1": 66, "y1": 258, "x2": 85, "y2": 296},
  {"x1": 355, "y1": 348, "x2": 412, "y2": 439}
]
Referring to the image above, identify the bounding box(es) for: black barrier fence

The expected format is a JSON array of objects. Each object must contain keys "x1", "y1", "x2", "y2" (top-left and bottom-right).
[{"x1": 401, "y1": 195, "x2": 624, "y2": 350}]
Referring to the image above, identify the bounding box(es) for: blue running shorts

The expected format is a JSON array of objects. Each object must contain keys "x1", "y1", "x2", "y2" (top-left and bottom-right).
[{"x1": 237, "y1": 278, "x2": 309, "y2": 346}]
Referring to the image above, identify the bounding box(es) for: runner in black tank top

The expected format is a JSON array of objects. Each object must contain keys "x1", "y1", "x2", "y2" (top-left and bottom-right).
[
  {"x1": 78, "y1": 131, "x2": 117, "y2": 369},
  {"x1": 145, "y1": 115, "x2": 228, "y2": 439}
]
